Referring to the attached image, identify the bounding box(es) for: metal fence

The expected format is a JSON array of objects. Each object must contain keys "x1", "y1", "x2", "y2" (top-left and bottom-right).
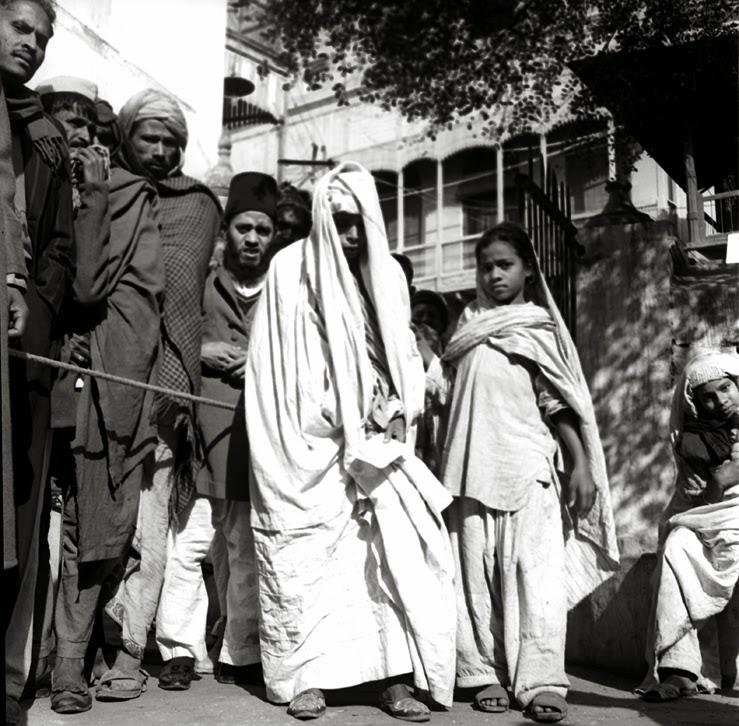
[{"x1": 517, "y1": 170, "x2": 583, "y2": 338}]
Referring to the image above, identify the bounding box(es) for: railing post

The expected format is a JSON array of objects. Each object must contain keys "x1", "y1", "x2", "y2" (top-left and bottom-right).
[
  {"x1": 683, "y1": 129, "x2": 703, "y2": 244},
  {"x1": 496, "y1": 144, "x2": 505, "y2": 223},
  {"x1": 397, "y1": 168, "x2": 405, "y2": 252},
  {"x1": 435, "y1": 158, "x2": 444, "y2": 289}
]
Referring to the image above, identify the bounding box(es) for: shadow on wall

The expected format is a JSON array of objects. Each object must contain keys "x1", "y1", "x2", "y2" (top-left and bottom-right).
[
  {"x1": 577, "y1": 220, "x2": 677, "y2": 547},
  {"x1": 570, "y1": 218, "x2": 739, "y2": 678}
]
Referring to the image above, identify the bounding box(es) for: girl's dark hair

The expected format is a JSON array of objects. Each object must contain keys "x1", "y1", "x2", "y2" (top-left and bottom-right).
[
  {"x1": 0, "y1": 0, "x2": 56, "y2": 26},
  {"x1": 475, "y1": 221, "x2": 536, "y2": 268}
]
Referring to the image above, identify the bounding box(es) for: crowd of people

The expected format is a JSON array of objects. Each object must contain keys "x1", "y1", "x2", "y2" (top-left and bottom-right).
[{"x1": 2, "y1": 1, "x2": 738, "y2": 725}]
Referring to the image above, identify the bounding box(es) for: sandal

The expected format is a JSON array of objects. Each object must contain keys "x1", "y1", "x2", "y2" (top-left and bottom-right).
[
  {"x1": 379, "y1": 683, "x2": 431, "y2": 723},
  {"x1": 528, "y1": 692, "x2": 568, "y2": 723},
  {"x1": 158, "y1": 656, "x2": 196, "y2": 691},
  {"x1": 643, "y1": 679, "x2": 697, "y2": 702},
  {"x1": 95, "y1": 667, "x2": 149, "y2": 701},
  {"x1": 287, "y1": 688, "x2": 326, "y2": 720},
  {"x1": 475, "y1": 684, "x2": 509, "y2": 713}
]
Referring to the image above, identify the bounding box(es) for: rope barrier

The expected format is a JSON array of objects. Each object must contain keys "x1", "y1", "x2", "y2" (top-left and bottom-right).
[{"x1": 8, "y1": 348, "x2": 238, "y2": 412}]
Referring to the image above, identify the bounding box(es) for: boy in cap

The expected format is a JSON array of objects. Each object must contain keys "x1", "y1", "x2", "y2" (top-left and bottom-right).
[{"x1": 154, "y1": 172, "x2": 279, "y2": 691}]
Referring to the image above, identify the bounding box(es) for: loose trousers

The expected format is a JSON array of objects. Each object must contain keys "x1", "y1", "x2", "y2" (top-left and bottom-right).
[
  {"x1": 155, "y1": 497, "x2": 260, "y2": 666},
  {"x1": 106, "y1": 426, "x2": 175, "y2": 659},
  {"x1": 449, "y1": 483, "x2": 569, "y2": 708}
]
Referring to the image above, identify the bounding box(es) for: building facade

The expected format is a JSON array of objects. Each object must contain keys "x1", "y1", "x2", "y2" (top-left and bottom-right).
[{"x1": 224, "y1": 9, "x2": 689, "y2": 294}]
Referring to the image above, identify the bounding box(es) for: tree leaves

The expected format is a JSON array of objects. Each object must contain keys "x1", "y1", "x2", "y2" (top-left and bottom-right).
[{"x1": 237, "y1": 0, "x2": 738, "y2": 138}]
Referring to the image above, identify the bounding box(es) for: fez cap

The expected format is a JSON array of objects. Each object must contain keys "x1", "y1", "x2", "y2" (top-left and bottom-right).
[
  {"x1": 36, "y1": 76, "x2": 98, "y2": 103},
  {"x1": 225, "y1": 172, "x2": 278, "y2": 222}
]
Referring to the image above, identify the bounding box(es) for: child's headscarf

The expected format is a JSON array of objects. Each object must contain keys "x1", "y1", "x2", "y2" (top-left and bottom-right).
[{"x1": 670, "y1": 350, "x2": 739, "y2": 495}]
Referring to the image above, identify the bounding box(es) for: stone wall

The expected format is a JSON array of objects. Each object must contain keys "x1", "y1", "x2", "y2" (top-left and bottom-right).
[{"x1": 567, "y1": 219, "x2": 739, "y2": 676}]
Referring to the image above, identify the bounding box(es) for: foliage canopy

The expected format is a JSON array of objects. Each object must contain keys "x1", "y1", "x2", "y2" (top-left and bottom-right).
[{"x1": 233, "y1": 0, "x2": 737, "y2": 137}]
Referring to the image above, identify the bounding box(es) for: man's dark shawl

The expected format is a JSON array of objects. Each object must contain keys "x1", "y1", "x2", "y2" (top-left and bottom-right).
[
  {"x1": 67, "y1": 169, "x2": 165, "y2": 561},
  {"x1": 151, "y1": 175, "x2": 221, "y2": 517}
]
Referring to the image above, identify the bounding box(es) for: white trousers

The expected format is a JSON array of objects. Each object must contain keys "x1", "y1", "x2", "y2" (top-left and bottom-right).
[
  {"x1": 211, "y1": 500, "x2": 260, "y2": 666},
  {"x1": 156, "y1": 496, "x2": 213, "y2": 662},
  {"x1": 155, "y1": 497, "x2": 260, "y2": 665},
  {"x1": 450, "y1": 482, "x2": 569, "y2": 709}
]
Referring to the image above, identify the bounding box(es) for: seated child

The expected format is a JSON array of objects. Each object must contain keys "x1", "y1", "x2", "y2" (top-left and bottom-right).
[{"x1": 638, "y1": 351, "x2": 739, "y2": 701}]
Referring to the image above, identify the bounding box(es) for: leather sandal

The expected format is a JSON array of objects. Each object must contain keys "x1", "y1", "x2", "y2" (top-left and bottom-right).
[
  {"x1": 527, "y1": 692, "x2": 568, "y2": 723},
  {"x1": 475, "y1": 684, "x2": 509, "y2": 713},
  {"x1": 287, "y1": 688, "x2": 326, "y2": 720},
  {"x1": 379, "y1": 683, "x2": 430, "y2": 723},
  {"x1": 159, "y1": 657, "x2": 196, "y2": 691}
]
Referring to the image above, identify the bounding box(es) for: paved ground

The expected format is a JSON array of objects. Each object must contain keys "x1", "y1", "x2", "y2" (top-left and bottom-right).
[{"x1": 18, "y1": 665, "x2": 739, "y2": 726}]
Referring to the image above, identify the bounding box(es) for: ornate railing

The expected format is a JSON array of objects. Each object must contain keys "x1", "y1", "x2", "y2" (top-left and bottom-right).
[{"x1": 517, "y1": 171, "x2": 583, "y2": 337}]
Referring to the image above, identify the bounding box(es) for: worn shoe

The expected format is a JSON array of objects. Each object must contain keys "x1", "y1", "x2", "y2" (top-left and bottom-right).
[
  {"x1": 287, "y1": 689, "x2": 326, "y2": 720},
  {"x1": 51, "y1": 657, "x2": 92, "y2": 714},
  {"x1": 379, "y1": 683, "x2": 430, "y2": 723},
  {"x1": 158, "y1": 656, "x2": 196, "y2": 691},
  {"x1": 215, "y1": 662, "x2": 264, "y2": 685}
]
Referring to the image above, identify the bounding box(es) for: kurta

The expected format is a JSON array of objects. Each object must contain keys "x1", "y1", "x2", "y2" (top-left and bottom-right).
[
  {"x1": 196, "y1": 265, "x2": 258, "y2": 501},
  {"x1": 441, "y1": 318, "x2": 563, "y2": 512}
]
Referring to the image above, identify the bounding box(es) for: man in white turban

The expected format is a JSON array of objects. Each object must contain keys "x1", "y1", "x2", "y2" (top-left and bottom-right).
[
  {"x1": 99, "y1": 88, "x2": 221, "y2": 701},
  {"x1": 245, "y1": 162, "x2": 455, "y2": 722}
]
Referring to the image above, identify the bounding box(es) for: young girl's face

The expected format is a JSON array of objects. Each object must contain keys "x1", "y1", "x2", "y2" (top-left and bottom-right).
[
  {"x1": 694, "y1": 377, "x2": 739, "y2": 421},
  {"x1": 478, "y1": 240, "x2": 532, "y2": 305}
]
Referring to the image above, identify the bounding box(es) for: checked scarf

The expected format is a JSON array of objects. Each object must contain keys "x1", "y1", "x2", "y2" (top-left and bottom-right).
[{"x1": 154, "y1": 175, "x2": 221, "y2": 517}]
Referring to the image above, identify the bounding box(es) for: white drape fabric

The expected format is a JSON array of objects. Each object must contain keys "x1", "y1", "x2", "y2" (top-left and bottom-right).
[{"x1": 245, "y1": 162, "x2": 455, "y2": 706}]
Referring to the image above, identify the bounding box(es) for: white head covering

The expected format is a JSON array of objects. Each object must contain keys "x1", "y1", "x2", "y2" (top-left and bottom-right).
[
  {"x1": 118, "y1": 88, "x2": 188, "y2": 176},
  {"x1": 36, "y1": 76, "x2": 97, "y2": 102},
  {"x1": 307, "y1": 162, "x2": 422, "y2": 464}
]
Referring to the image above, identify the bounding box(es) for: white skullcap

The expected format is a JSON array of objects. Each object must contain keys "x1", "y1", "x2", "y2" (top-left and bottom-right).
[{"x1": 36, "y1": 76, "x2": 98, "y2": 103}]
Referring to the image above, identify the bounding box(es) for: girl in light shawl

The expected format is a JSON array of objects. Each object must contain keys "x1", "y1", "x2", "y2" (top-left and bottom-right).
[
  {"x1": 434, "y1": 222, "x2": 619, "y2": 723},
  {"x1": 637, "y1": 351, "x2": 739, "y2": 701}
]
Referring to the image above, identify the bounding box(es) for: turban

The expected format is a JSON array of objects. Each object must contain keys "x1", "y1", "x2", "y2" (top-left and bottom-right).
[{"x1": 117, "y1": 89, "x2": 188, "y2": 176}]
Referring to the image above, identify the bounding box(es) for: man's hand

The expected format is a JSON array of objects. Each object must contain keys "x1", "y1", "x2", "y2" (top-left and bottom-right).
[
  {"x1": 228, "y1": 364, "x2": 246, "y2": 384},
  {"x1": 7, "y1": 287, "x2": 28, "y2": 338},
  {"x1": 78, "y1": 147, "x2": 107, "y2": 185},
  {"x1": 69, "y1": 334, "x2": 91, "y2": 367},
  {"x1": 709, "y1": 458, "x2": 739, "y2": 499},
  {"x1": 567, "y1": 462, "x2": 596, "y2": 518},
  {"x1": 202, "y1": 342, "x2": 246, "y2": 375},
  {"x1": 384, "y1": 416, "x2": 406, "y2": 444},
  {"x1": 414, "y1": 323, "x2": 441, "y2": 369}
]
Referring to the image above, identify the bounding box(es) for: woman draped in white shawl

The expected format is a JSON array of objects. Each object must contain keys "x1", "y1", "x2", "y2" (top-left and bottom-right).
[
  {"x1": 637, "y1": 351, "x2": 739, "y2": 701},
  {"x1": 429, "y1": 222, "x2": 619, "y2": 723},
  {"x1": 245, "y1": 162, "x2": 455, "y2": 722}
]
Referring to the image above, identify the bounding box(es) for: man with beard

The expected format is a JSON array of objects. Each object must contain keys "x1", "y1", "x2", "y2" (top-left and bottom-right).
[
  {"x1": 153, "y1": 172, "x2": 278, "y2": 691},
  {"x1": 0, "y1": 3, "x2": 76, "y2": 722},
  {"x1": 101, "y1": 88, "x2": 221, "y2": 702}
]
